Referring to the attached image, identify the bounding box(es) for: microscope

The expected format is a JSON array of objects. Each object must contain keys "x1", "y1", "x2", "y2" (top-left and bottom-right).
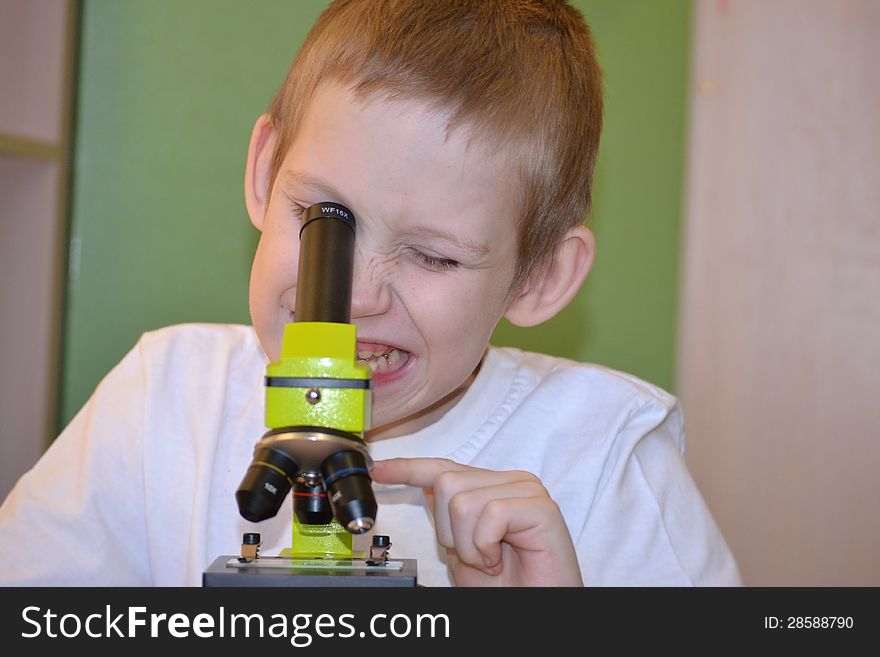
[{"x1": 203, "y1": 202, "x2": 417, "y2": 586}]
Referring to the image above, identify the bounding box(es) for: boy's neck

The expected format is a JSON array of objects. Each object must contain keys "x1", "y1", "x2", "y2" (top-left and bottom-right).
[{"x1": 365, "y1": 355, "x2": 485, "y2": 442}]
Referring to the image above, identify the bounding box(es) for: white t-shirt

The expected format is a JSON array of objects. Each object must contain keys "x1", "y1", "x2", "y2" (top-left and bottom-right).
[{"x1": 0, "y1": 324, "x2": 741, "y2": 586}]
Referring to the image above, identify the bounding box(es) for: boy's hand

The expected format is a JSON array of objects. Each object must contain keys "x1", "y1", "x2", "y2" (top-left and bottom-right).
[{"x1": 370, "y1": 458, "x2": 583, "y2": 587}]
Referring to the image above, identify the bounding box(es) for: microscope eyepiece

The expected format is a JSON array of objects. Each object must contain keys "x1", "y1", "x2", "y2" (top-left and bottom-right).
[
  {"x1": 295, "y1": 202, "x2": 356, "y2": 324},
  {"x1": 235, "y1": 447, "x2": 298, "y2": 523},
  {"x1": 321, "y1": 450, "x2": 377, "y2": 534}
]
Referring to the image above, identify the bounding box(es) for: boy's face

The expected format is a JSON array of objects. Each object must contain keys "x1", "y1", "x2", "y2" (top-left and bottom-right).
[{"x1": 249, "y1": 83, "x2": 521, "y2": 438}]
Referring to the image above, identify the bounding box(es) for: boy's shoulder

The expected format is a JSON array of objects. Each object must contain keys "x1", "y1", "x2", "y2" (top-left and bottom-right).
[
  {"x1": 489, "y1": 345, "x2": 678, "y2": 411},
  {"x1": 137, "y1": 322, "x2": 263, "y2": 361},
  {"x1": 139, "y1": 321, "x2": 258, "y2": 346},
  {"x1": 131, "y1": 323, "x2": 267, "y2": 388},
  {"x1": 484, "y1": 345, "x2": 684, "y2": 454}
]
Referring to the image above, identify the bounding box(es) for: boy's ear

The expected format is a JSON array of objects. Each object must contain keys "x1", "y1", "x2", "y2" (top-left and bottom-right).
[
  {"x1": 504, "y1": 225, "x2": 595, "y2": 327},
  {"x1": 244, "y1": 113, "x2": 278, "y2": 231}
]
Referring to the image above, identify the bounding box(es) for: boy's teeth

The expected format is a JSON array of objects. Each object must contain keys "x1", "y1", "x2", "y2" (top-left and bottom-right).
[{"x1": 358, "y1": 347, "x2": 405, "y2": 374}]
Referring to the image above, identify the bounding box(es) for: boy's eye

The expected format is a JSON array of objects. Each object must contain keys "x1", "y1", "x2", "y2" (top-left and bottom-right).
[
  {"x1": 408, "y1": 248, "x2": 460, "y2": 271},
  {"x1": 288, "y1": 199, "x2": 307, "y2": 218},
  {"x1": 282, "y1": 190, "x2": 310, "y2": 222}
]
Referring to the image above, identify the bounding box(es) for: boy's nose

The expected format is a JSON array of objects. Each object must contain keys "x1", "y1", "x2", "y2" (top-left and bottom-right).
[{"x1": 349, "y1": 251, "x2": 393, "y2": 320}]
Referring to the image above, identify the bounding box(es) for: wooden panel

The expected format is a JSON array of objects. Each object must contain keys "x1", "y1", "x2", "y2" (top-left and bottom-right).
[
  {"x1": 0, "y1": 0, "x2": 75, "y2": 499},
  {"x1": 0, "y1": 0, "x2": 68, "y2": 142},
  {"x1": 678, "y1": 0, "x2": 880, "y2": 585},
  {"x1": 0, "y1": 157, "x2": 59, "y2": 499}
]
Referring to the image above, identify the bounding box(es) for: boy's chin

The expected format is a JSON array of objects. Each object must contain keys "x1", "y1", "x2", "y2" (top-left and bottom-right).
[
  {"x1": 367, "y1": 384, "x2": 413, "y2": 431},
  {"x1": 365, "y1": 391, "x2": 454, "y2": 441},
  {"x1": 366, "y1": 387, "x2": 433, "y2": 440},
  {"x1": 366, "y1": 369, "x2": 478, "y2": 441},
  {"x1": 365, "y1": 408, "x2": 426, "y2": 441}
]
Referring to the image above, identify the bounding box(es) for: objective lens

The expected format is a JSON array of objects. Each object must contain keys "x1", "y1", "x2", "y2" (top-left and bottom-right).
[
  {"x1": 321, "y1": 450, "x2": 377, "y2": 534},
  {"x1": 236, "y1": 447, "x2": 298, "y2": 523},
  {"x1": 293, "y1": 481, "x2": 334, "y2": 525}
]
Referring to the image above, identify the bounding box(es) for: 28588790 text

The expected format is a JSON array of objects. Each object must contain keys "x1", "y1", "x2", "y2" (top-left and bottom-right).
[{"x1": 764, "y1": 617, "x2": 853, "y2": 629}]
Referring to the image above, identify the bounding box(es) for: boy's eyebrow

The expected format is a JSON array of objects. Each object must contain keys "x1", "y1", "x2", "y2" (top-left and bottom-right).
[
  {"x1": 283, "y1": 170, "x2": 491, "y2": 258},
  {"x1": 282, "y1": 170, "x2": 346, "y2": 201}
]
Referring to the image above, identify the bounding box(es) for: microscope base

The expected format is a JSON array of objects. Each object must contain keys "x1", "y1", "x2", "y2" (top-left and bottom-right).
[{"x1": 202, "y1": 556, "x2": 418, "y2": 587}]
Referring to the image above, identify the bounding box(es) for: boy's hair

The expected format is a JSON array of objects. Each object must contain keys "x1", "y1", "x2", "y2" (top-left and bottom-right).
[{"x1": 268, "y1": 0, "x2": 603, "y2": 293}]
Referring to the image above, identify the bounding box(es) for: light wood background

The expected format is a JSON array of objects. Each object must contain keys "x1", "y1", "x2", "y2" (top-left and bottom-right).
[
  {"x1": 679, "y1": 0, "x2": 880, "y2": 585},
  {"x1": 0, "y1": 0, "x2": 76, "y2": 501}
]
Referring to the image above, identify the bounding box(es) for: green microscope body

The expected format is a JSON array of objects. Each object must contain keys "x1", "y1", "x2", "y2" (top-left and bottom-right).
[{"x1": 235, "y1": 202, "x2": 376, "y2": 559}]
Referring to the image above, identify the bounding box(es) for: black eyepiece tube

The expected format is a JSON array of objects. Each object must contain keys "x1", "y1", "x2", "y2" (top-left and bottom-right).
[{"x1": 295, "y1": 202, "x2": 356, "y2": 323}]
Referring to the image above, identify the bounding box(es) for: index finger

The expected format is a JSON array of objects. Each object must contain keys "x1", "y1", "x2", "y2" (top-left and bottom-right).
[{"x1": 370, "y1": 457, "x2": 476, "y2": 488}]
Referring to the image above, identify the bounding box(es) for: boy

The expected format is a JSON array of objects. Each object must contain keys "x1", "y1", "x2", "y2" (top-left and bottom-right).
[{"x1": 0, "y1": 0, "x2": 740, "y2": 586}]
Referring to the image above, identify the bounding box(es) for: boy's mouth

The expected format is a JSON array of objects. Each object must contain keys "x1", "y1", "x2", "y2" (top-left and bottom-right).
[{"x1": 356, "y1": 341, "x2": 410, "y2": 379}]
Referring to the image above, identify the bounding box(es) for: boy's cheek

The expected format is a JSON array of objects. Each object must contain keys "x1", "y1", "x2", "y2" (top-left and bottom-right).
[
  {"x1": 422, "y1": 278, "x2": 508, "y2": 322},
  {"x1": 251, "y1": 311, "x2": 284, "y2": 362},
  {"x1": 251, "y1": 242, "x2": 301, "y2": 298}
]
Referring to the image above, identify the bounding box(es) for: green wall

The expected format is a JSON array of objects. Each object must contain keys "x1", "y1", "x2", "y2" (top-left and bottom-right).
[{"x1": 61, "y1": 0, "x2": 691, "y2": 427}]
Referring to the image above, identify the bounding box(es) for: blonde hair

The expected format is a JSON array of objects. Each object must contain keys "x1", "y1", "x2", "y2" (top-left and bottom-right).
[{"x1": 268, "y1": 0, "x2": 603, "y2": 292}]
